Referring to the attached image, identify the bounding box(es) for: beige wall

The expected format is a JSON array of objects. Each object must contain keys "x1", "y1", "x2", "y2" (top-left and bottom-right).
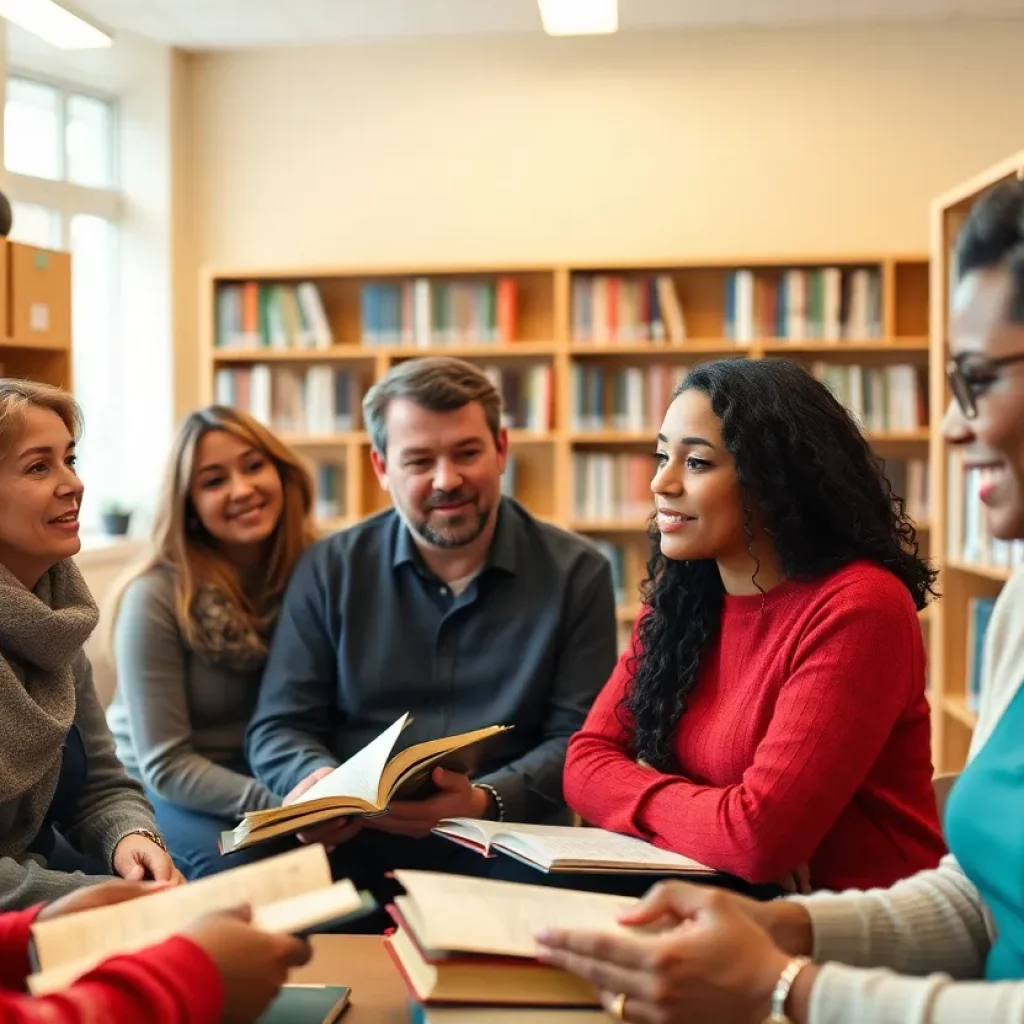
[{"x1": 178, "y1": 19, "x2": 1024, "y2": 409}]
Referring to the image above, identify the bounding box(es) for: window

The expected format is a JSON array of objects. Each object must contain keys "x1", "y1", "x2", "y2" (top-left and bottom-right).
[{"x1": 5, "y1": 73, "x2": 121, "y2": 531}]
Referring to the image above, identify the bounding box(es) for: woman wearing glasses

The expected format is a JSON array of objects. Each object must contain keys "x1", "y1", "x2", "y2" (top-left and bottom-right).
[{"x1": 535, "y1": 177, "x2": 1024, "y2": 1023}]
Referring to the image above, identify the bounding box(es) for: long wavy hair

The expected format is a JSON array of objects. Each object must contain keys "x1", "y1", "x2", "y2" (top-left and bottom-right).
[
  {"x1": 625, "y1": 358, "x2": 938, "y2": 771},
  {"x1": 104, "y1": 405, "x2": 319, "y2": 652}
]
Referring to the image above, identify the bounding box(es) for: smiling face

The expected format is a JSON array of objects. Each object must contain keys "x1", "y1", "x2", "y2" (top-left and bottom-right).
[
  {"x1": 370, "y1": 398, "x2": 507, "y2": 551},
  {"x1": 651, "y1": 389, "x2": 748, "y2": 564},
  {"x1": 943, "y1": 265, "x2": 1024, "y2": 540},
  {"x1": 0, "y1": 405, "x2": 83, "y2": 588},
  {"x1": 188, "y1": 429, "x2": 285, "y2": 560}
]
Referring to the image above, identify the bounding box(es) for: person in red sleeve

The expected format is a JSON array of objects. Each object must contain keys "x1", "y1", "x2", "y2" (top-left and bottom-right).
[
  {"x1": 0, "y1": 879, "x2": 311, "y2": 1023},
  {"x1": 564, "y1": 357, "x2": 947, "y2": 894}
]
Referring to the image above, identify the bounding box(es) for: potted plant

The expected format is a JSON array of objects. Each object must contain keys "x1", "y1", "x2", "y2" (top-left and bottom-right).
[{"x1": 100, "y1": 500, "x2": 132, "y2": 537}]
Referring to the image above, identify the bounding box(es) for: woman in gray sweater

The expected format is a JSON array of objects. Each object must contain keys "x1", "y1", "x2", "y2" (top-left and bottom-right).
[
  {"x1": 106, "y1": 405, "x2": 318, "y2": 879},
  {"x1": 0, "y1": 380, "x2": 179, "y2": 909}
]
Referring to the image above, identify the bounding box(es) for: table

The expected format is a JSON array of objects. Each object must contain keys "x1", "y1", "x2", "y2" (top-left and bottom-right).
[
  {"x1": 292, "y1": 935, "x2": 410, "y2": 1023},
  {"x1": 290, "y1": 936, "x2": 612, "y2": 1022}
]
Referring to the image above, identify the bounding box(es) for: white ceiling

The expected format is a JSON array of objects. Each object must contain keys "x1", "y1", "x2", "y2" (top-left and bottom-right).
[{"x1": 59, "y1": 0, "x2": 1024, "y2": 50}]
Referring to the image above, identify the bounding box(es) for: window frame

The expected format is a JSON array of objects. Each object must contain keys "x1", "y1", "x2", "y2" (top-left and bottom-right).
[{"x1": 4, "y1": 68, "x2": 122, "y2": 246}]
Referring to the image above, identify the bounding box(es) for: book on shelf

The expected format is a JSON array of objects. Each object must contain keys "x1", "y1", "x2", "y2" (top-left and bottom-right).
[
  {"x1": 257, "y1": 985, "x2": 351, "y2": 1024},
  {"x1": 214, "y1": 364, "x2": 365, "y2": 435},
  {"x1": 571, "y1": 363, "x2": 688, "y2": 433},
  {"x1": 385, "y1": 870, "x2": 640, "y2": 1007},
  {"x1": 571, "y1": 273, "x2": 686, "y2": 344},
  {"x1": 966, "y1": 596, "x2": 997, "y2": 713},
  {"x1": 725, "y1": 266, "x2": 882, "y2": 342},
  {"x1": 27, "y1": 846, "x2": 374, "y2": 996},
  {"x1": 221, "y1": 714, "x2": 512, "y2": 853},
  {"x1": 359, "y1": 277, "x2": 518, "y2": 347},
  {"x1": 216, "y1": 281, "x2": 333, "y2": 350},
  {"x1": 482, "y1": 363, "x2": 553, "y2": 432},
  {"x1": 810, "y1": 362, "x2": 928, "y2": 432},
  {"x1": 431, "y1": 819, "x2": 716, "y2": 876},
  {"x1": 572, "y1": 452, "x2": 652, "y2": 523}
]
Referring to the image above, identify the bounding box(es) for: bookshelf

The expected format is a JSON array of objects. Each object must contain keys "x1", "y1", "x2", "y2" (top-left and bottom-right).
[
  {"x1": 0, "y1": 239, "x2": 73, "y2": 391},
  {"x1": 200, "y1": 255, "x2": 933, "y2": 650},
  {"x1": 928, "y1": 151, "x2": 1024, "y2": 774}
]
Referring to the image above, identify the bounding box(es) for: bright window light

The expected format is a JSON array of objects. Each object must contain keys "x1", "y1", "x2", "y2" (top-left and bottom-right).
[
  {"x1": 538, "y1": 0, "x2": 618, "y2": 36},
  {"x1": 0, "y1": 0, "x2": 112, "y2": 49}
]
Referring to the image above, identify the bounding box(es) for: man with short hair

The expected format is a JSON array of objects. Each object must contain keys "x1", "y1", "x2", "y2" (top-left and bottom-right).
[{"x1": 246, "y1": 356, "x2": 618, "y2": 891}]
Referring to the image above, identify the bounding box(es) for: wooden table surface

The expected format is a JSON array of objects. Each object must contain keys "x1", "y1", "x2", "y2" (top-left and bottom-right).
[
  {"x1": 290, "y1": 936, "x2": 612, "y2": 1022},
  {"x1": 292, "y1": 935, "x2": 412, "y2": 1024}
]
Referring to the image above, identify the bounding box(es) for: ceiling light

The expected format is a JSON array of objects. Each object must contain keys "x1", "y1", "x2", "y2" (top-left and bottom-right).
[
  {"x1": 0, "y1": 0, "x2": 112, "y2": 49},
  {"x1": 538, "y1": 0, "x2": 618, "y2": 36}
]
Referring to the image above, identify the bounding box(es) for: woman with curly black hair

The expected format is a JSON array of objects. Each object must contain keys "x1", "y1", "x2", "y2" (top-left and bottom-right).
[{"x1": 563, "y1": 357, "x2": 946, "y2": 893}]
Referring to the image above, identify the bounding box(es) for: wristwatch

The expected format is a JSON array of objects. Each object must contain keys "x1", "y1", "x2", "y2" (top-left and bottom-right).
[{"x1": 765, "y1": 956, "x2": 811, "y2": 1023}]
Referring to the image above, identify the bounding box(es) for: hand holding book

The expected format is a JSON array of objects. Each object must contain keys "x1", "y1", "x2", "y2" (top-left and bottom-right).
[
  {"x1": 222, "y1": 714, "x2": 511, "y2": 854},
  {"x1": 363, "y1": 766, "x2": 492, "y2": 839}
]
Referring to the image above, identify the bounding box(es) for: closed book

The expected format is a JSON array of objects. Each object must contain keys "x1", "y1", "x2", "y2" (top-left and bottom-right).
[{"x1": 257, "y1": 985, "x2": 350, "y2": 1023}]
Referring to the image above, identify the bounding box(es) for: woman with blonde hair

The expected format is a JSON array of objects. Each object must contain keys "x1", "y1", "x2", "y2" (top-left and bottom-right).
[
  {"x1": 0, "y1": 379, "x2": 179, "y2": 909},
  {"x1": 106, "y1": 405, "x2": 319, "y2": 879}
]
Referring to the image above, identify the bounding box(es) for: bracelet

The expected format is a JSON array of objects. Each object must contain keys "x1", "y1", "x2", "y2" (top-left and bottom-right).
[
  {"x1": 474, "y1": 783, "x2": 505, "y2": 822},
  {"x1": 766, "y1": 956, "x2": 812, "y2": 1023},
  {"x1": 122, "y1": 829, "x2": 168, "y2": 852}
]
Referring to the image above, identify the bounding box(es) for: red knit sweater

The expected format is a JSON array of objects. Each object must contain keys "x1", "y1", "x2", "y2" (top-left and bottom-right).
[
  {"x1": 564, "y1": 561, "x2": 947, "y2": 890},
  {"x1": 0, "y1": 905, "x2": 222, "y2": 1024}
]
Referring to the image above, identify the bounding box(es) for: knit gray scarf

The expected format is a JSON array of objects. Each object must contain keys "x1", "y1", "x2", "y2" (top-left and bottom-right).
[{"x1": 0, "y1": 559, "x2": 99, "y2": 858}]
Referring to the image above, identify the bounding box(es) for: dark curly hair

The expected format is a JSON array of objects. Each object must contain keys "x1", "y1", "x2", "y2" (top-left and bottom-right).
[{"x1": 625, "y1": 357, "x2": 938, "y2": 771}]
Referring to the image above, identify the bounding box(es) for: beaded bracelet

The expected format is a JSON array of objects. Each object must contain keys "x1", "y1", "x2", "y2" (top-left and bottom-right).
[{"x1": 474, "y1": 783, "x2": 505, "y2": 822}]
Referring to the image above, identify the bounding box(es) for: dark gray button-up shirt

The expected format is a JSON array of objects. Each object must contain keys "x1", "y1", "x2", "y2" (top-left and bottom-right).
[{"x1": 245, "y1": 497, "x2": 618, "y2": 822}]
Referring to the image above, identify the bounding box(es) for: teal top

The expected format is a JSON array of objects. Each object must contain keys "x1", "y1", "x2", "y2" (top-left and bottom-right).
[{"x1": 945, "y1": 680, "x2": 1024, "y2": 981}]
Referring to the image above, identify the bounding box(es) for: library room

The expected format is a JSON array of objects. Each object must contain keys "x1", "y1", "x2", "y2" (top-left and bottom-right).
[{"x1": 0, "y1": 1, "x2": 1022, "y2": 1022}]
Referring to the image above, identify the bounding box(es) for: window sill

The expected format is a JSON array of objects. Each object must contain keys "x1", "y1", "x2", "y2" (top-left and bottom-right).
[{"x1": 74, "y1": 533, "x2": 147, "y2": 567}]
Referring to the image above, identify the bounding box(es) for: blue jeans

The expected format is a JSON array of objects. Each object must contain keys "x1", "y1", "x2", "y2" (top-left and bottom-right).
[{"x1": 143, "y1": 790, "x2": 296, "y2": 880}]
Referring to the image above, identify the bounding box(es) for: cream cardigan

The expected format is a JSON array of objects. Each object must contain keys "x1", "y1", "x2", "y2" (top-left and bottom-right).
[{"x1": 792, "y1": 566, "x2": 1024, "y2": 1024}]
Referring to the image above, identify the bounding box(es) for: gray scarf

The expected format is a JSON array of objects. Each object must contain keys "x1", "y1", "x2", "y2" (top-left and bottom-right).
[
  {"x1": 190, "y1": 583, "x2": 274, "y2": 673},
  {"x1": 0, "y1": 559, "x2": 99, "y2": 858}
]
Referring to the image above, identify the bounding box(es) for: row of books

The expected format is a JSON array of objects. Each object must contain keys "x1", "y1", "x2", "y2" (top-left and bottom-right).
[
  {"x1": 359, "y1": 278, "x2": 519, "y2": 347},
  {"x1": 573, "y1": 453, "x2": 652, "y2": 523},
  {"x1": 214, "y1": 365, "x2": 365, "y2": 435},
  {"x1": 574, "y1": 453, "x2": 930, "y2": 528},
  {"x1": 952, "y1": 463, "x2": 1024, "y2": 570},
  {"x1": 481, "y1": 364, "x2": 553, "y2": 431},
  {"x1": 571, "y1": 362, "x2": 687, "y2": 433},
  {"x1": 571, "y1": 274, "x2": 687, "y2": 344},
  {"x1": 313, "y1": 461, "x2": 345, "y2": 521},
  {"x1": 215, "y1": 281, "x2": 334, "y2": 350},
  {"x1": 811, "y1": 362, "x2": 928, "y2": 433},
  {"x1": 726, "y1": 266, "x2": 883, "y2": 342},
  {"x1": 591, "y1": 539, "x2": 633, "y2": 607},
  {"x1": 886, "y1": 458, "x2": 930, "y2": 525}
]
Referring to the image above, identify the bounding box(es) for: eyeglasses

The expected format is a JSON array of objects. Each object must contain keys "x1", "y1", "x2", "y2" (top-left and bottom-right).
[{"x1": 947, "y1": 350, "x2": 1024, "y2": 419}]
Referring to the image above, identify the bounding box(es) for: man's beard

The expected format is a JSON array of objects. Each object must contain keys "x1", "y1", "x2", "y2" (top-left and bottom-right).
[{"x1": 413, "y1": 489, "x2": 490, "y2": 549}]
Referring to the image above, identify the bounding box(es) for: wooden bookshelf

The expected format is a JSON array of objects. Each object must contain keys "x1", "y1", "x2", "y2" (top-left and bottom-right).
[
  {"x1": 928, "y1": 151, "x2": 1024, "y2": 774},
  {"x1": 0, "y1": 239, "x2": 74, "y2": 391},
  {"x1": 200, "y1": 255, "x2": 933, "y2": 650}
]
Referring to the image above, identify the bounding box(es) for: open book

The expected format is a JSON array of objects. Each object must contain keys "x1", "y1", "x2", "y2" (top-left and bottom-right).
[
  {"x1": 433, "y1": 819, "x2": 716, "y2": 875},
  {"x1": 385, "y1": 869, "x2": 643, "y2": 1007},
  {"x1": 28, "y1": 845, "x2": 374, "y2": 996},
  {"x1": 222, "y1": 713, "x2": 511, "y2": 853}
]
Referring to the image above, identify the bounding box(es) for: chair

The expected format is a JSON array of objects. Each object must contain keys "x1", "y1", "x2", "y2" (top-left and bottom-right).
[{"x1": 932, "y1": 771, "x2": 959, "y2": 825}]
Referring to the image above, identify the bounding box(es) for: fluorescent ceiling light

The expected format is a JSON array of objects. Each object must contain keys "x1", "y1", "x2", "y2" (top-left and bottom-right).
[
  {"x1": 538, "y1": 0, "x2": 618, "y2": 36},
  {"x1": 0, "y1": 0, "x2": 112, "y2": 49}
]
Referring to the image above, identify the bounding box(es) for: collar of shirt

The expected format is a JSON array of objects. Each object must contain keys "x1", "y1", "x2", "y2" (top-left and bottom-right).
[{"x1": 390, "y1": 497, "x2": 519, "y2": 580}]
